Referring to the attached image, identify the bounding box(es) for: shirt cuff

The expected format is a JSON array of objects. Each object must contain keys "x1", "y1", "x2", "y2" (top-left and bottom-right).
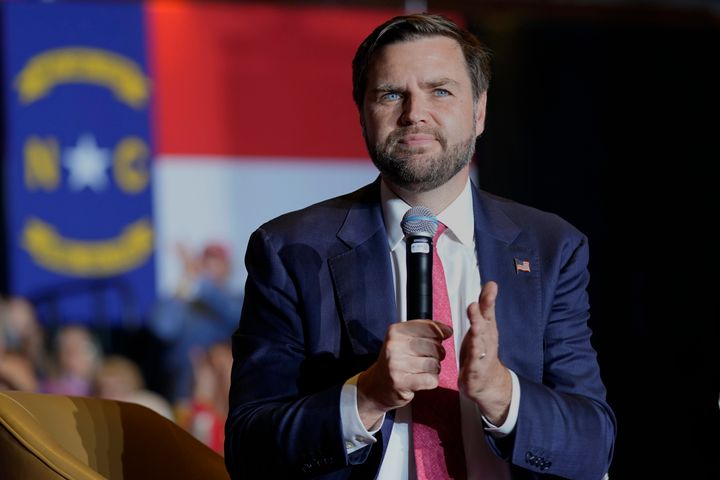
[
  {"x1": 340, "y1": 374, "x2": 384, "y2": 454},
  {"x1": 482, "y1": 369, "x2": 520, "y2": 438}
]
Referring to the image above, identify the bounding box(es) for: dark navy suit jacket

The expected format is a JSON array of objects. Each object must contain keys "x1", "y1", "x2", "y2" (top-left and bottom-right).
[{"x1": 225, "y1": 179, "x2": 616, "y2": 479}]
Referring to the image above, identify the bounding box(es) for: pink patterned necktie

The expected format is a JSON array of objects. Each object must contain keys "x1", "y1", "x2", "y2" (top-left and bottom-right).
[{"x1": 412, "y1": 223, "x2": 467, "y2": 479}]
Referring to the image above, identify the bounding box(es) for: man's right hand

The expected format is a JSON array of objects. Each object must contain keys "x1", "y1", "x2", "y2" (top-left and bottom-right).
[{"x1": 356, "y1": 320, "x2": 453, "y2": 430}]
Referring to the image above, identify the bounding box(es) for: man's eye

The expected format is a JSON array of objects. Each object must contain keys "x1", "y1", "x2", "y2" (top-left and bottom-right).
[
  {"x1": 382, "y1": 92, "x2": 401, "y2": 101},
  {"x1": 434, "y1": 89, "x2": 450, "y2": 97}
]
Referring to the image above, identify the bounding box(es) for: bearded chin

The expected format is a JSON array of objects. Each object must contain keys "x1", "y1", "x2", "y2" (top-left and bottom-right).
[{"x1": 369, "y1": 134, "x2": 477, "y2": 193}]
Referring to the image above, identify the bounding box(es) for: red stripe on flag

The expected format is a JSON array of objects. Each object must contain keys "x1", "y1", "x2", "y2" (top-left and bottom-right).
[{"x1": 148, "y1": 3, "x2": 401, "y2": 160}]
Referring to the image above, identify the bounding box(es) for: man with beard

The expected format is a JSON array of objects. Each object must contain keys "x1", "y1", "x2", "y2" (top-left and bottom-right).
[{"x1": 225, "y1": 13, "x2": 615, "y2": 480}]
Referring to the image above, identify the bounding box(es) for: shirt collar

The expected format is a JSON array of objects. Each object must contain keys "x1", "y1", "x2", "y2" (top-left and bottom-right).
[{"x1": 380, "y1": 178, "x2": 475, "y2": 251}]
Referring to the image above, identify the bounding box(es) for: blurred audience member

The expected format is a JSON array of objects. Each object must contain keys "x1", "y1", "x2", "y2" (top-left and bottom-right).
[
  {"x1": 0, "y1": 301, "x2": 39, "y2": 391},
  {"x1": 94, "y1": 355, "x2": 174, "y2": 420},
  {"x1": 150, "y1": 242, "x2": 242, "y2": 403},
  {"x1": 180, "y1": 342, "x2": 233, "y2": 455},
  {"x1": 0, "y1": 297, "x2": 47, "y2": 377},
  {"x1": 43, "y1": 325, "x2": 101, "y2": 396}
]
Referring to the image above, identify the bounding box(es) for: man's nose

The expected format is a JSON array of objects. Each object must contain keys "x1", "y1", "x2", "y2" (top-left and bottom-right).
[{"x1": 399, "y1": 93, "x2": 429, "y2": 126}]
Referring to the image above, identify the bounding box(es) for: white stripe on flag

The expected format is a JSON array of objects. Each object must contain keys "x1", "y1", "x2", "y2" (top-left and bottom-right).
[{"x1": 153, "y1": 155, "x2": 377, "y2": 295}]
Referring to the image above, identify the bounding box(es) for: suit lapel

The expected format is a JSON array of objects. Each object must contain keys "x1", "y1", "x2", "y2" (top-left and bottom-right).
[
  {"x1": 327, "y1": 182, "x2": 542, "y2": 374},
  {"x1": 472, "y1": 187, "x2": 543, "y2": 377},
  {"x1": 328, "y1": 180, "x2": 397, "y2": 476},
  {"x1": 328, "y1": 180, "x2": 396, "y2": 357}
]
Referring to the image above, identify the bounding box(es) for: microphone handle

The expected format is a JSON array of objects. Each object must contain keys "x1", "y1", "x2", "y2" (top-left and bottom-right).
[{"x1": 406, "y1": 235, "x2": 433, "y2": 320}]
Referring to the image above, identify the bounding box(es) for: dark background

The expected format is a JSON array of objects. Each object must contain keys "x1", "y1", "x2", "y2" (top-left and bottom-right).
[
  {"x1": 469, "y1": 5, "x2": 719, "y2": 478},
  {"x1": 2, "y1": 1, "x2": 719, "y2": 477}
]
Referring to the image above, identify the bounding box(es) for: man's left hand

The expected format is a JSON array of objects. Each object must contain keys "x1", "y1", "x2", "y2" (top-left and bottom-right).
[{"x1": 458, "y1": 281, "x2": 513, "y2": 425}]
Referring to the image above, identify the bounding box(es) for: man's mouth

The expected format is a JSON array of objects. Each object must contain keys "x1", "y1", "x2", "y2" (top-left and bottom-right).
[{"x1": 398, "y1": 134, "x2": 436, "y2": 147}]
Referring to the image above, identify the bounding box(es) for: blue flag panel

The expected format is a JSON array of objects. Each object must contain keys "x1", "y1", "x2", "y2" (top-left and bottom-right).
[{"x1": 3, "y1": 3, "x2": 154, "y2": 326}]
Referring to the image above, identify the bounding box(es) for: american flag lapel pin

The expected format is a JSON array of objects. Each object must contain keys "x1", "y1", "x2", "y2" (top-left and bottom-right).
[{"x1": 514, "y1": 258, "x2": 531, "y2": 273}]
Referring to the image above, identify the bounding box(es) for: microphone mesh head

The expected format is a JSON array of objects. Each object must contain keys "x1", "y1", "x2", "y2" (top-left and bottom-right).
[{"x1": 401, "y1": 206, "x2": 438, "y2": 238}]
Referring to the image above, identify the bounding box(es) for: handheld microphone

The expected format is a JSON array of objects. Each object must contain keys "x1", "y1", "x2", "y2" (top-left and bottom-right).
[{"x1": 400, "y1": 206, "x2": 439, "y2": 320}]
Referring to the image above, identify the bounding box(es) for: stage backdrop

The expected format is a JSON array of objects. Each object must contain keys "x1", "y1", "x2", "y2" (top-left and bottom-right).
[{"x1": 3, "y1": 2, "x2": 397, "y2": 324}]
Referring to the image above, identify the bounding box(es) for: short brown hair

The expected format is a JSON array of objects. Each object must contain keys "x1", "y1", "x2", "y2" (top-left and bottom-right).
[{"x1": 352, "y1": 13, "x2": 492, "y2": 110}]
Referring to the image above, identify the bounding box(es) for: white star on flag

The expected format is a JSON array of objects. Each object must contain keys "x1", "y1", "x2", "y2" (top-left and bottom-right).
[{"x1": 64, "y1": 133, "x2": 111, "y2": 192}]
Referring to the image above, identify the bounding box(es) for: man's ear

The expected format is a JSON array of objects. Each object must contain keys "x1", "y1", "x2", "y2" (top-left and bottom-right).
[{"x1": 475, "y1": 91, "x2": 488, "y2": 136}]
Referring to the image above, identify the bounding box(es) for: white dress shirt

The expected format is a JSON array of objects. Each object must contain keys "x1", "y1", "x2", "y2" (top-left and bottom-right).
[{"x1": 339, "y1": 179, "x2": 520, "y2": 479}]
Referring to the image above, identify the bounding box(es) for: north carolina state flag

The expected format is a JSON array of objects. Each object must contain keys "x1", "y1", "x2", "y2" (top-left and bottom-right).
[
  {"x1": 148, "y1": 3, "x2": 397, "y2": 294},
  {"x1": 3, "y1": 2, "x2": 155, "y2": 323}
]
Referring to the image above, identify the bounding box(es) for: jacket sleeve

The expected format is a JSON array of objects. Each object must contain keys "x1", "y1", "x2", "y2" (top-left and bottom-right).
[
  {"x1": 224, "y1": 228, "x2": 363, "y2": 479},
  {"x1": 489, "y1": 234, "x2": 617, "y2": 479}
]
